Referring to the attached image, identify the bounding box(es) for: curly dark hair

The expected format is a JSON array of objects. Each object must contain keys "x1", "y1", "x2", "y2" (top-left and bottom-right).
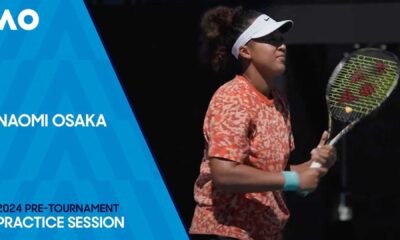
[{"x1": 199, "y1": 6, "x2": 261, "y2": 75}]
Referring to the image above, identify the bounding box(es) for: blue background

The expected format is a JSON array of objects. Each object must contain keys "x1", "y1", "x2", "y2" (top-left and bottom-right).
[{"x1": 0, "y1": 0, "x2": 188, "y2": 239}]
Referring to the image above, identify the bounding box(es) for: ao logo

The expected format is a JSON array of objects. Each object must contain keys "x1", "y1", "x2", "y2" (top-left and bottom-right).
[{"x1": 0, "y1": 9, "x2": 39, "y2": 31}]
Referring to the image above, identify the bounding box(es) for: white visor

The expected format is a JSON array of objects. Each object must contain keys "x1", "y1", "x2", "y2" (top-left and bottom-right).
[{"x1": 231, "y1": 14, "x2": 293, "y2": 59}]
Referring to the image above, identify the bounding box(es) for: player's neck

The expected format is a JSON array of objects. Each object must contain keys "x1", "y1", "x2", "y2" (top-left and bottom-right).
[{"x1": 242, "y1": 70, "x2": 274, "y2": 98}]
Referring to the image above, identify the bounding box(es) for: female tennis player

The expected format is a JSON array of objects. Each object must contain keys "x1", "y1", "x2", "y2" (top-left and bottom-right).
[{"x1": 189, "y1": 5, "x2": 337, "y2": 240}]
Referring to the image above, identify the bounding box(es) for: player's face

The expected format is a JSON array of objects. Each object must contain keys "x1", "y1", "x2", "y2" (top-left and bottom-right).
[{"x1": 247, "y1": 30, "x2": 287, "y2": 78}]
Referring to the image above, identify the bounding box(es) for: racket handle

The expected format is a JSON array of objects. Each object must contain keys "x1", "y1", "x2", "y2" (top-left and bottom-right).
[
  {"x1": 310, "y1": 161, "x2": 322, "y2": 169},
  {"x1": 300, "y1": 161, "x2": 322, "y2": 196},
  {"x1": 302, "y1": 121, "x2": 359, "y2": 196}
]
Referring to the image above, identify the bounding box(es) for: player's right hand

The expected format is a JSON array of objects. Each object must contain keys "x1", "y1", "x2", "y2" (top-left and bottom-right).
[{"x1": 298, "y1": 167, "x2": 327, "y2": 192}]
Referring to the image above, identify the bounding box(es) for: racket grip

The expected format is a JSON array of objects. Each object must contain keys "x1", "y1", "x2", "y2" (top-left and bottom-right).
[
  {"x1": 300, "y1": 161, "x2": 322, "y2": 197},
  {"x1": 310, "y1": 161, "x2": 322, "y2": 168}
]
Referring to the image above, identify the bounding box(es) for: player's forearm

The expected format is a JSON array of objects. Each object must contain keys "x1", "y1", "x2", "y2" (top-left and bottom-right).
[{"x1": 211, "y1": 163, "x2": 285, "y2": 193}]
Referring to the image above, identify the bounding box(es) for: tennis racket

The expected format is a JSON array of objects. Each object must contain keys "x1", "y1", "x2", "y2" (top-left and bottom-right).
[{"x1": 304, "y1": 48, "x2": 399, "y2": 194}]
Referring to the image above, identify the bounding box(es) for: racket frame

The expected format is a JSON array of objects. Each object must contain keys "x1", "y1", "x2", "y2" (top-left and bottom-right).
[
  {"x1": 325, "y1": 48, "x2": 400, "y2": 146},
  {"x1": 306, "y1": 48, "x2": 400, "y2": 191}
]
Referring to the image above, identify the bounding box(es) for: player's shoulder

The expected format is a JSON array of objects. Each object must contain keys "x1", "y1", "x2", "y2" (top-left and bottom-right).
[
  {"x1": 206, "y1": 76, "x2": 254, "y2": 116},
  {"x1": 213, "y1": 75, "x2": 252, "y2": 101}
]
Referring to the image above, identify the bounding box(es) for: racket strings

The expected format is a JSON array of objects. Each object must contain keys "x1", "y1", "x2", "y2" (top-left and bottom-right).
[
  {"x1": 330, "y1": 107, "x2": 364, "y2": 122},
  {"x1": 327, "y1": 51, "x2": 399, "y2": 122}
]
